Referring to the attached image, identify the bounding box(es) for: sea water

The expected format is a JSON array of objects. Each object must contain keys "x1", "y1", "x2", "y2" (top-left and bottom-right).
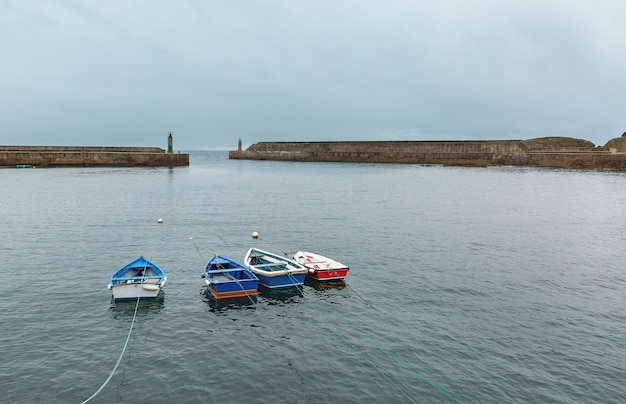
[{"x1": 1, "y1": 151, "x2": 625, "y2": 403}]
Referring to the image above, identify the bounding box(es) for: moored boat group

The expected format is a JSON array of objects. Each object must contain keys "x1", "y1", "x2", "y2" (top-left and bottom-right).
[{"x1": 108, "y1": 248, "x2": 349, "y2": 301}]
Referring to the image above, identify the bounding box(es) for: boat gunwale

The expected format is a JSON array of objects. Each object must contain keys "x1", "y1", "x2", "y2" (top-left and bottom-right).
[
  {"x1": 293, "y1": 251, "x2": 349, "y2": 271},
  {"x1": 204, "y1": 255, "x2": 259, "y2": 282},
  {"x1": 244, "y1": 247, "x2": 307, "y2": 278}
]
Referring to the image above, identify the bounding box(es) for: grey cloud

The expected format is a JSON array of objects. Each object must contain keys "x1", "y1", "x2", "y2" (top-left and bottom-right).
[{"x1": 1, "y1": 0, "x2": 625, "y2": 149}]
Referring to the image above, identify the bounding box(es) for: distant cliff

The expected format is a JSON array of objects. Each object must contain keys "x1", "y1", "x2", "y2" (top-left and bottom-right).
[
  {"x1": 229, "y1": 136, "x2": 626, "y2": 170},
  {"x1": 601, "y1": 133, "x2": 626, "y2": 153}
]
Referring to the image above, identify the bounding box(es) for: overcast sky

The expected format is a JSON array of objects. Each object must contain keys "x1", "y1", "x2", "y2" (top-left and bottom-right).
[{"x1": 1, "y1": 1, "x2": 625, "y2": 150}]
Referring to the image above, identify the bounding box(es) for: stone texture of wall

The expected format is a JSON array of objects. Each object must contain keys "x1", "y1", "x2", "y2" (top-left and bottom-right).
[
  {"x1": 0, "y1": 146, "x2": 189, "y2": 167},
  {"x1": 230, "y1": 140, "x2": 527, "y2": 165},
  {"x1": 229, "y1": 139, "x2": 626, "y2": 170}
]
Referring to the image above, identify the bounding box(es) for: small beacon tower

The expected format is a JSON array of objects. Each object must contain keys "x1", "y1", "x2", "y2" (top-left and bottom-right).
[
  {"x1": 167, "y1": 132, "x2": 173, "y2": 153},
  {"x1": 238, "y1": 138, "x2": 242, "y2": 152}
]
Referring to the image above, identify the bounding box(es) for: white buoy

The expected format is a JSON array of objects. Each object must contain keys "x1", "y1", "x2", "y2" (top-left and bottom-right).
[
  {"x1": 252, "y1": 231, "x2": 259, "y2": 239},
  {"x1": 157, "y1": 218, "x2": 164, "y2": 224}
]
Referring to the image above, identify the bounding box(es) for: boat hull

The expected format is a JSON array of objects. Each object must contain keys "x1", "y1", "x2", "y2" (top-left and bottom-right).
[
  {"x1": 305, "y1": 267, "x2": 349, "y2": 281},
  {"x1": 207, "y1": 278, "x2": 258, "y2": 300},
  {"x1": 111, "y1": 282, "x2": 163, "y2": 301},
  {"x1": 255, "y1": 273, "x2": 306, "y2": 289}
]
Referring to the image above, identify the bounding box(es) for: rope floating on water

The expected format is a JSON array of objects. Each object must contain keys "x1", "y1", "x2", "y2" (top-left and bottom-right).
[
  {"x1": 81, "y1": 296, "x2": 141, "y2": 404},
  {"x1": 286, "y1": 272, "x2": 305, "y2": 297},
  {"x1": 315, "y1": 302, "x2": 464, "y2": 403}
]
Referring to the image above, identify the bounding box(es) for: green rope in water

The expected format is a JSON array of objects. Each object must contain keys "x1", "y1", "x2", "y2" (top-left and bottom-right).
[
  {"x1": 315, "y1": 306, "x2": 418, "y2": 403},
  {"x1": 286, "y1": 272, "x2": 305, "y2": 296},
  {"x1": 317, "y1": 303, "x2": 463, "y2": 403},
  {"x1": 81, "y1": 296, "x2": 141, "y2": 404}
]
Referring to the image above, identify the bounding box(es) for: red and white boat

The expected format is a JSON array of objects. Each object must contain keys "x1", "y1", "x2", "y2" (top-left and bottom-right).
[{"x1": 292, "y1": 251, "x2": 349, "y2": 281}]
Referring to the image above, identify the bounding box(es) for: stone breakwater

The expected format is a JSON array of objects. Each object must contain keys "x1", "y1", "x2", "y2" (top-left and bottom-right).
[
  {"x1": 0, "y1": 146, "x2": 189, "y2": 167},
  {"x1": 228, "y1": 138, "x2": 626, "y2": 170}
]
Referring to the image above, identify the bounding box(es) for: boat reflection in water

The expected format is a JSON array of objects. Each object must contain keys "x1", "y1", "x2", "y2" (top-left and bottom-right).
[
  {"x1": 202, "y1": 288, "x2": 257, "y2": 313},
  {"x1": 304, "y1": 277, "x2": 346, "y2": 291},
  {"x1": 257, "y1": 284, "x2": 303, "y2": 304},
  {"x1": 109, "y1": 293, "x2": 165, "y2": 318}
]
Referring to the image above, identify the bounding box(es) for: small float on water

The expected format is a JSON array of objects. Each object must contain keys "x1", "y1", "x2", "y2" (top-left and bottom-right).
[{"x1": 108, "y1": 256, "x2": 167, "y2": 301}]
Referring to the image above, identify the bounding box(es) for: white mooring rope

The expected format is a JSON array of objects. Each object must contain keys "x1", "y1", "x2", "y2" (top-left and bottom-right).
[{"x1": 81, "y1": 295, "x2": 141, "y2": 403}]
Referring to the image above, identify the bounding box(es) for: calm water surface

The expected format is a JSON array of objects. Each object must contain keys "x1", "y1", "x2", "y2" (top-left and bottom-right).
[{"x1": 1, "y1": 151, "x2": 625, "y2": 403}]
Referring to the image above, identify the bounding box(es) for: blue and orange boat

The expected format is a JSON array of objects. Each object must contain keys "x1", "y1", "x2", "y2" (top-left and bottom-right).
[{"x1": 203, "y1": 255, "x2": 259, "y2": 300}]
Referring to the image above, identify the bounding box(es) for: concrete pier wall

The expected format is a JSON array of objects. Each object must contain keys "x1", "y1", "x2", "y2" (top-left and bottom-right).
[
  {"x1": 228, "y1": 140, "x2": 626, "y2": 170},
  {"x1": 230, "y1": 140, "x2": 524, "y2": 164},
  {"x1": 230, "y1": 141, "x2": 527, "y2": 165},
  {"x1": 0, "y1": 146, "x2": 189, "y2": 167}
]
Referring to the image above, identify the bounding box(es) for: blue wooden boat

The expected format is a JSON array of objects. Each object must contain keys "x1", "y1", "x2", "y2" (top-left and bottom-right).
[
  {"x1": 203, "y1": 255, "x2": 259, "y2": 300},
  {"x1": 108, "y1": 256, "x2": 167, "y2": 301},
  {"x1": 244, "y1": 248, "x2": 307, "y2": 289}
]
